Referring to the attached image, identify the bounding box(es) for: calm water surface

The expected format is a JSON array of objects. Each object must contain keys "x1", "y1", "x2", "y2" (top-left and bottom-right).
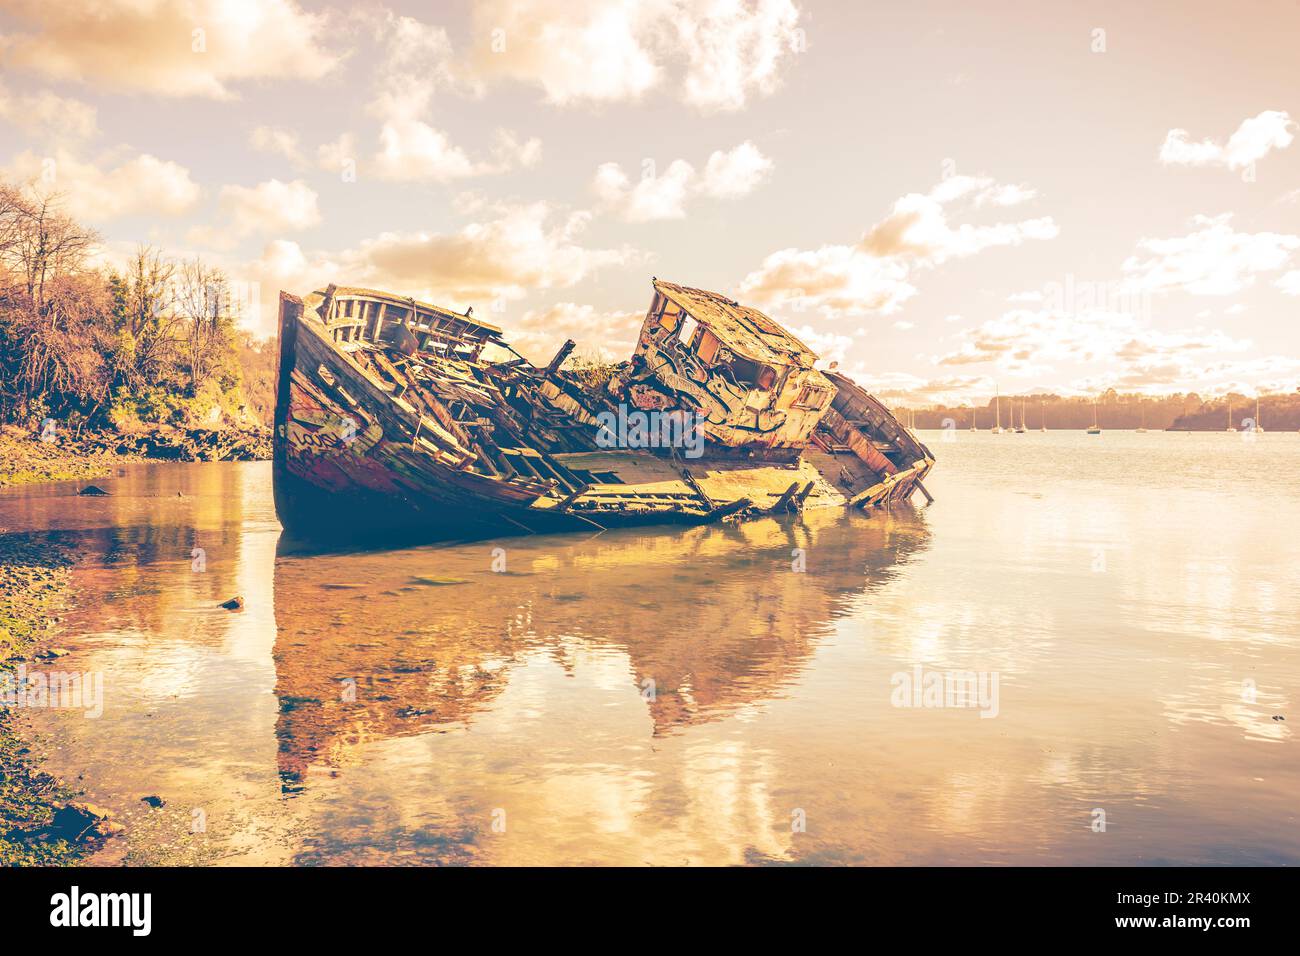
[{"x1": 3, "y1": 431, "x2": 1298, "y2": 865}]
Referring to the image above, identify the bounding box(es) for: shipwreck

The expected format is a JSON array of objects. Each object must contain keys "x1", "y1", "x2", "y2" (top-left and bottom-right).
[{"x1": 272, "y1": 278, "x2": 935, "y2": 541}]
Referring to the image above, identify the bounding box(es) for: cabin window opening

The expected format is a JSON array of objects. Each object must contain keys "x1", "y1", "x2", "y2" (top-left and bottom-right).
[
  {"x1": 677, "y1": 314, "x2": 698, "y2": 347},
  {"x1": 697, "y1": 329, "x2": 721, "y2": 364},
  {"x1": 794, "y1": 385, "x2": 830, "y2": 410},
  {"x1": 729, "y1": 355, "x2": 761, "y2": 386}
]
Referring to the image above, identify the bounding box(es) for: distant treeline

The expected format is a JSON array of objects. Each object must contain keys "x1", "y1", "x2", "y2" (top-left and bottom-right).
[
  {"x1": 901, "y1": 389, "x2": 1300, "y2": 431},
  {"x1": 0, "y1": 179, "x2": 276, "y2": 434}
]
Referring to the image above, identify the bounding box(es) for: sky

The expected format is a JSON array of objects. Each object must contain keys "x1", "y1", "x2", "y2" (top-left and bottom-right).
[{"x1": 1, "y1": 0, "x2": 1297, "y2": 405}]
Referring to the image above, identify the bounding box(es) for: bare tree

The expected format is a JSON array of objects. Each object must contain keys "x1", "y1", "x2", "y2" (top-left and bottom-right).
[
  {"x1": 0, "y1": 188, "x2": 97, "y2": 310},
  {"x1": 0, "y1": 185, "x2": 106, "y2": 418},
  {"x1": 174, "y1": 258, "x2": 235, "y2": 393},
  {"x1": 115, "y1": 245, "x2": 179, "y2": 389}
]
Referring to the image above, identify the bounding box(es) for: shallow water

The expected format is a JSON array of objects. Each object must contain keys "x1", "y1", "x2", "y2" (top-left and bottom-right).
[{"x1": 3, "y1": 430, "x2": 1298, "y2": 865}]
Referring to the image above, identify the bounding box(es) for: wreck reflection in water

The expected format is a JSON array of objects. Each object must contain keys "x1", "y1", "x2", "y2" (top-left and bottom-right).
[
  {"x1": 269, "y1": 506, "x2": 932, "y2": 865},
  {"x1": 271, "y1": 506, "x2": 930, "y2": 786}
]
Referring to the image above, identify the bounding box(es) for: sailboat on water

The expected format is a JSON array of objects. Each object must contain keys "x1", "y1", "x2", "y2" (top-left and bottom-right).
[
  {"x1": 1226, "y1": 402, "x2": 1237, "y2": 432},
  {"x1": 1086, "y1": 397, "x2": 1102, "y2": 434},
  {"x1": 1039, "y1": 400, "x2": 1047, "y2": 432},
  {"x1": 1013, "y1": 400, "x2": 1027, "y2": 433},
  {"x1": 991, "y1": 385, "x2": 1005, "y2": 434},
  {"x1": 1255, "y1": 397, "x2": 1265, "y2": 434},
  {"x1": 1136, "y1": 404, "x2": 1147, "y2": 433}
]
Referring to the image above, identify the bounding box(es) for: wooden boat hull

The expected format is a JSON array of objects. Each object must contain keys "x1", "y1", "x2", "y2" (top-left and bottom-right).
[
  {"x1": 273, "y1": 293, "x2": 603, "y2": 541},
  {"x1": 273, "y1": 286, "x2": 935, "y2": 544}
]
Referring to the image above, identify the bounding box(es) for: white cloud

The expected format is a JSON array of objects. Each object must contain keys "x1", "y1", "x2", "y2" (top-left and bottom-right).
[
  {"x1": 363, "y1": 13, "x2": 541, "y2": 182},
  {"x1": 1122, "y1": 214, "x2": 1300, "y2": 295},
  {"x1": 233, "y1": 204, "x2": 637, "y2": 335},
  {"x1": 508, "y1": 302, "x2": 644, "y2": 363},
  {"x1": 346, "y1": 203, "x2": 634, "y2": 306},
  {"x1": 699, "y1": 141, "x2": 774, "y2": 197},
  {"x1": 594, "y1": 159, "x2": 697, "y2": 221},
  {"x1": 1, "y1": 148, "x2": 200, "y2": 222},
  {"x1": 934, "y1": 307, "x2": 1250, "y2": 383},
  {"x1": 673, "y1": 0, "x2": 804, "y2": 111},
  {"x1": 209, "y1": 179, "x2": 321, "y2": 244},
  {"x1": 738, "y1": 243, "x2": 918, "y2": 316},
  {"x1": 789, "y1": 323, "x2": 855, "y2": 364},
  {"x1": 833, "y1": 368, "x2": 995, "y2": 406},
  {"x1": 0, "y1": 0, "x2": 338, "y2": 99},
  {"x1": 930, "y1": 304, "x2": 1253, "y2": 395},
  {"x1": 1278, "y1": 270, "x2": 1300, "y2": 295},
  {"x1": 1159, "y1": 110, "x2": 1296, "y2": 171},
  {"x1": 250, "y1": 126, "x2": 305, "y2": 167},
  {"x1": 1106, "y1": 354, "x2": 1300, "y2": 396},
  {"x1": 470, "y1": 0, "x2": 662, "y2": 106},
  {"x1": 0, "y1": 84, "x2": 97, "y2": 142},
  {"x1": 316, "y1": 134, "x2": 357, "y2": 175},
  {"x1": 738, "y1": 175, "x2": 1058, "y2": 317},
  {"x1": 928, "y1": 174, "x2": 1035, "y2": 207},
  {"x1": 862, "y1": 186, "x2": 1057, "y2": 263},
  {"x1": 468, "y1": 0, "x2": 803, "y2": 111},
  {"x1": 593, "y1": 140, "x2": 772, "y2": 221},
  {"x1": 372, "y1": 122, "x2": 541, "y2": 182},
  {"x1": 974, "y1": 182, "x2": 1038, "y2": 207}
]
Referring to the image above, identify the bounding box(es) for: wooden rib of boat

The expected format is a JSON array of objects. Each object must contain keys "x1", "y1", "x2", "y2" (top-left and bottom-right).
[{"x1": 273, "y1": 279, "x2": 936, "y2": 542}]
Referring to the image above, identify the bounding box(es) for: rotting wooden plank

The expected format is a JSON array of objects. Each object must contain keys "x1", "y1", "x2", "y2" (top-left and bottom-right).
[
  {"x1": 705, "y1": 497, "x2": 754, "y2": 522},
  {"x1": 793, "y1": 480, "x2": 816, "y2": 511},
  {"x1": 768, "y1": 481, "x2": 800, "y2": 514},
  {"x1": 680, "y1": 467, "x2": 715, "y2": 510}
]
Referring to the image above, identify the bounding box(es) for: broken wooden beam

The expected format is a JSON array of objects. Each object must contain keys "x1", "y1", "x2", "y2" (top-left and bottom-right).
[
  {"x1": 680, "y1": 467, "x2": 715, "y2": 510},
  {"x1": 704, "y1": 497, "x2": 753, "y2": 522},
  {"x1": 768, "y1": 481, "x2": 800, "y2": 514},
  {"x1": 545, "y1": 338, "x2": 577, "y2": 375},
  {"x1": 793, "y1": 480, "x2": 816, "y2": 511}
]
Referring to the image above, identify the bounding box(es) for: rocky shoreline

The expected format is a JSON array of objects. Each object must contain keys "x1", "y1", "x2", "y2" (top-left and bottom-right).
[
  {"x1": 0, "y1": 535, "x2": 123, "y2": 864},
  {"x1": 0, "y1": 423, "x2": 271, "y2": 488}
]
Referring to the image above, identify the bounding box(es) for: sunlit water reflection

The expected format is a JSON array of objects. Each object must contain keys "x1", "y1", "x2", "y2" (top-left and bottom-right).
[{"x1": 3, "y1": 430, "x2": 1297, "y2": 865}]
